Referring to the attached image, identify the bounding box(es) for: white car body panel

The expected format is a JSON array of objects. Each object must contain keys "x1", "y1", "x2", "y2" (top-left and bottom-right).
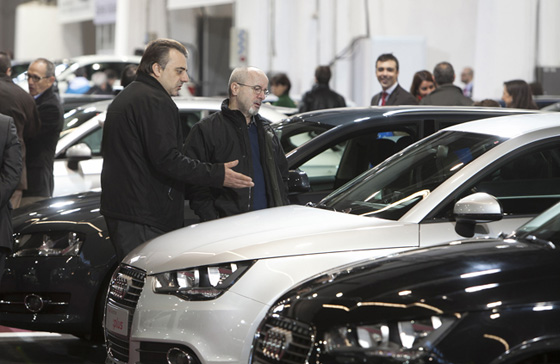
[{"x1": 108, "y1": 112, "x2": 560, "y2": 364}]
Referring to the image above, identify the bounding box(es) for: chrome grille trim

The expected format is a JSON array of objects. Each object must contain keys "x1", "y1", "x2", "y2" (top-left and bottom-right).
[{"x1": 105, "y1": 264, "x2": 146, "y2": 363}]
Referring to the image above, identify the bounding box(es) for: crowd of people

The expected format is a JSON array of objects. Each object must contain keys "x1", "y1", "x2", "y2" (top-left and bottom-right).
[
  {"x1": 269, "y1": 52, "x2": 540, "y2": 111},
  {"x1": 0, "y1": 40, "x2": 546, "y2": 268}
]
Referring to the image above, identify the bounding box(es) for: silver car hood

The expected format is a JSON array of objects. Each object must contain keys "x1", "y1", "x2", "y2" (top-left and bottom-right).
[{"x1": 124, "y1": 205, "x2": 418, "y2": 274}]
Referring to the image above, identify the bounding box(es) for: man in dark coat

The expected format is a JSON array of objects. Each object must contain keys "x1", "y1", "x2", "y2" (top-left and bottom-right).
[
  {"x1": 100, "y1": 38, "x2": 253, "y2": 261},
  {"x1": 23, "y1": 58, "x2": 64, "y2": 205},
  {"x1": 0, "y1": 52, "x2": 40, "y2": 208},
  {"x1": 371, "y1": 53, "x2": 418, "y2": 106},
  {"x1": 299, "y1": 65, "x2": 346, "y2": 112},
  {"x1": 184, "y1": 66, "x2": 289, "y2": 222},
  {"x1": 420, "y1": 62, "x2": 474, "y2": 106},
  {"x1": 0, "y1": 113, "x2": 22, "y2": 282}
]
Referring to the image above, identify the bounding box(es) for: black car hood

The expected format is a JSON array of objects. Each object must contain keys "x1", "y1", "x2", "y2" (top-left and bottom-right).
[
  {"x1": 276, "y1": 238, "x2": 559, "y2": 328},
  {"x1": 12, "y1": 191, "x2": 104, "y2": 235}
]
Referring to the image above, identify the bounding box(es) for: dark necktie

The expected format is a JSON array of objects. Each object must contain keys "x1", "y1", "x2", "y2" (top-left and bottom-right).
[{"x1": 381, "y1": 92, "x2": 388, "y2": 106}]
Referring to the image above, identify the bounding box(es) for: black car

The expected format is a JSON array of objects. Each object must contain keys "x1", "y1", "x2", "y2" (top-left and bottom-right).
[
  {"x1": 251, "y1": 201, "x2": 560, "y2": 364},
  {"x1": 0, "y1": 106, "x2": 536, "y2": 340}
]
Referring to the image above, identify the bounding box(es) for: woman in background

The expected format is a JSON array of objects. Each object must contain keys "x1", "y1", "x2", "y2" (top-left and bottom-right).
[
  {"x1": 410, "y1": 70, "x2": 435, "y2": 102},
  {"x1": 502, "y1": 79, "x2": 538, "y2": 109}
]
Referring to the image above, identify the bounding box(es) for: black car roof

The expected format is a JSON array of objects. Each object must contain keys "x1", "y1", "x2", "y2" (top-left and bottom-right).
[{"x1": 284, "y1": 105, "x2": 539, "y2": 127}]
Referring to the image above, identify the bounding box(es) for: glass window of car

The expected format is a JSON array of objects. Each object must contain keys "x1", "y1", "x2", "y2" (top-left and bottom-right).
[
  {"x1": 61, "y1": 108, "x2": 103, "y2": 138},
  {"x1": 318, "y1": 131, "x2": 507, "y2": 220},
  {"x1": 431, "y1": 139, "x2": 560, "y2": 220},
  {"x1": 295, "y1": 127, "x2": 418, "y2": 193}
]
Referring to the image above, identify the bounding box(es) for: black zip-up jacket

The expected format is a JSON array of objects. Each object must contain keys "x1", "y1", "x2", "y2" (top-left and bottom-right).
[
  {"x1": 100, "y1": 72, "x2": 224, "y2": 232},
  {"x1": 184, "y1": 99, "x2": 289, "y2": 221}
]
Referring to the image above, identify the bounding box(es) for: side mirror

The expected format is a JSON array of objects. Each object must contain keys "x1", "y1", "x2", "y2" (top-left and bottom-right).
[
  {"x1": 288, "y1": 169, "x2": 310, "y2": 193},
  {"x1": 454, "y1": 192, "x2": 503, "y2": 238},
  {"x1": 66, "y1": 143, "x2": 92, "y2": 171}
]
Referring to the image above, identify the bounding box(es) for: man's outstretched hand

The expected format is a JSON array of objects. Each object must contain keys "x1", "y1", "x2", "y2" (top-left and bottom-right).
[{"x1": 223, "y1": 160, "x2": 254, "y2": 188}]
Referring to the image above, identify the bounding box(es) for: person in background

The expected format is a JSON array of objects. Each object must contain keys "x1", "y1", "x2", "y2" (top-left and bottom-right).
[
  {"x1": 299, "y1": 65, "x2": 346, "y2": 112},
  {"x1": 410, "y1": 70, "x2": 436, "y2": 102},
  {"x1": 371, "y1": 53, "x2": 418, "y2": 106},
  {"x1": 100, "y1": 38, "x2": 254, "y2": 261},
  {"x1": 270, "y1": 73, "x2": 296, "y2": 108},
  {"x1": 473, "y1": 99, "x2": 501, "y2": 107},
  {"x1": 22, "y1": 58, "x2": 64, "y2": 206},
  {"x1": 0, "y1": 51, "x2": 40, "y2": 208},
  {"x1": 87, "y1": 71, "x2": 114, "y2": 95},
  {"x1": 120, "y1": 64, "x2": 138, "y2": 88},
  {"x1": 461, "y1": 67, "x2": 474, "y2": 97},
  {"x1": 0, "y1": 113, "x2": 22, "y2": 282},
  {"x1": 184, "y1": 66, "x2": 289, "y2": 222},
  {"x1": 66, "y1": 67, "x2": 90, "y2": 94},
  {"x1": 502, "y1": 79, "x2": 538, "y2": 109},
  {"x1": 420, "y1": 62, "x2": 473, "y2": 106}
]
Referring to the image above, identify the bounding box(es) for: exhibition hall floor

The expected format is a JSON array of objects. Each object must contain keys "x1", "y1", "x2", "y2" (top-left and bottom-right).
[{"x1": 0, "y1": 326, "x2": 105, "y2": 364}]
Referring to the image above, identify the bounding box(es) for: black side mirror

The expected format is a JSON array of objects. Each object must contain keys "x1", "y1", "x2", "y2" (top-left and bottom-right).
[
  {"x1": 454, "y1": 192, "x2": 503, "y2": 238},
  {"x1": 287, "y1": 169, "x2": 310, "y2": 193}
]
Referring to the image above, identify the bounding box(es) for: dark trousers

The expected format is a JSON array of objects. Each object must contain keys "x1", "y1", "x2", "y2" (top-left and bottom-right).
[{"x1": 104, "y1": 217, "x2": 165, "y2": 262}]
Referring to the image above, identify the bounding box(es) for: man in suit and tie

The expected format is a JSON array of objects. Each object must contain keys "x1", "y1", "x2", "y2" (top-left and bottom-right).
[{"x1": 371, "y1": 53, "x2": 418, "y2": 106}]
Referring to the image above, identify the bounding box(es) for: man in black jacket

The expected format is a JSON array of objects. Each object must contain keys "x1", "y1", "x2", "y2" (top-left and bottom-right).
[
  {"x1": 0, "y1": 113, "x2": 22, "y2": 282},
  {"x1": 420, "y1": 62, "x2": 473, "y2": 106},
  {"x1": 370, "y1": 53, "x2": 418, "y2": 106},
  {"x1": 184, "y1": 66, "x2": 289, "y2": 221},
  {"x1": 100, "y1": 38, "x2": 253, "y2": 261},
  {"x1": 23, "y1": 58, "x2": 64, "y2": 206},
  {"x1": 299, "y1": 65, "x2": 346, "y2": 112}
]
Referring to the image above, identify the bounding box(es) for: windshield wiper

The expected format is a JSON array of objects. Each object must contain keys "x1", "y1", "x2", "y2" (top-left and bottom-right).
[{"x1": 521, "y1": 234, "x2": 556, "y2": 249}]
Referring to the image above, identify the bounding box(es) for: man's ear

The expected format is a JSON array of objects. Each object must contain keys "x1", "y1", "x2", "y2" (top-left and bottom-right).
[
  {"x1": 230, "y1": 82, "x2": 239, "y2": 96},
  {"x1": 6, "y1": 67, "x2": 11, "y2": 77},
  {"x1": 151, "y1": 63, "x2": 161, "y2": 77}
]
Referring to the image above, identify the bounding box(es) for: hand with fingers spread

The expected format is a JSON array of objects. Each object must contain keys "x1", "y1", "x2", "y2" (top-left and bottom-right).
[{"x1": 223, "y1": 160, "x2": 254, "y2": 188}]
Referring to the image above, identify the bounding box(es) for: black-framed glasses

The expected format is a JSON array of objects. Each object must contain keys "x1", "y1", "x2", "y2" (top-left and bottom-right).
[
  {"x1": 26, "y1": 73, "x2": 50, "y2": 82},
  {"x1": 237, "y1": 82, "x2": 270, "y2": 96}
]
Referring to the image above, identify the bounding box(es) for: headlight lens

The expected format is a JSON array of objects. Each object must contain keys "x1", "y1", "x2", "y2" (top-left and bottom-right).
[
  {"x1": 13, "y1": 231, "x2": 84, "y2": 257},
  {"x1": 152, "y1": 260, "x2": 255, "y2": 301},
  {"x1": 323, "y1": 316, "x2": 457, "y2": 361}
]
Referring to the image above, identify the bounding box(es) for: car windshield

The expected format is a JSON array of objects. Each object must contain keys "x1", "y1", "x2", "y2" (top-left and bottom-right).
[
  {"x1": 317, "y1": 130, "x2": 507, "y2": 220},
  {"x1": 513, "y1": 202, "x2": 560, "y2": 246},
  {"x1": 60, "y1": 107, "x2": 104, "y2": 138},
  {"x1": 273, "y1": 118, "x2": 334, "y2": 153}
]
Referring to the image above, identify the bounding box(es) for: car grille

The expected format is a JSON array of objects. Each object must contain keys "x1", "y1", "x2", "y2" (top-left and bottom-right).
[
  {"x1": 0, "y1": 292, "x2": 70, "y2": 314},
  {"x1": 105, "y1": 264, "x2": 146, "y2": 363},
  {"x1": 252, "y1": 314, "x2": 315, "y2": 364}
]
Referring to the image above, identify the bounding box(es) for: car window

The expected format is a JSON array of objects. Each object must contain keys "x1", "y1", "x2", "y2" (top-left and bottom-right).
[
  {"x1": 433, "y1": 140, "x2": 560, "y2": 220},
  {"x1": 318, "y1": 131, "x2": 506, "y2": 220},
  {"x1": 274, "y1": 121, "x2": 333, "y2": 153},
  {"x1": 75, "y1": 127, "x2": 103, "y2": 156},
  {"x1": 297, "y1": 126, "x2": 418, "y2": 193},
  {"x1": 61, "y1": 108, "x2": 102, "y2": 138}
]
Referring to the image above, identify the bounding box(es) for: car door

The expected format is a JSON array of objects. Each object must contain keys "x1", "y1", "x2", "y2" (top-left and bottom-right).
[{"x1": 421, "y1": 137, "x2": 560, "y2": 242}]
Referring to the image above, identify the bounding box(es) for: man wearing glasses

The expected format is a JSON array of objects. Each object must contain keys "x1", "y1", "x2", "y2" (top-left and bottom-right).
[
  {"x1": 0, "y1": 52, "x2": 40, "y2": 208},
  {"x1": 22, "y1": 58, "x2": 64, "y2": 206},
  {"x1": 184, "y1": 66, "x2": 289, "y2": 222}
]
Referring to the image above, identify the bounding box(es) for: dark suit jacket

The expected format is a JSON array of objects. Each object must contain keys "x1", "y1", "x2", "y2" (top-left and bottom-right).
[
  {"x1": 371, "y1": 84, "x2": 418, "y2": 106},
  {"x1": 24, "y1": 86, "x2": 64, "y2": 197},
  {"x1": 0, "y1": 114, "x2": 22, "y2": 253},
  {"x1": 419, "y1": 84, "x2": 473, "y2": 106}
]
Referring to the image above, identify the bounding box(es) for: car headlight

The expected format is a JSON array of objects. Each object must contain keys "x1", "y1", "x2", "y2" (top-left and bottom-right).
[
  {"x1": 152, "y1": 260, "x2": 255, "y2": 301},
  {"x1": 323, "y1": 316, "x2": 457, "y2": 361},
  {"x1": 12, "y1": 231, "x2": 84, "y2": 257}
]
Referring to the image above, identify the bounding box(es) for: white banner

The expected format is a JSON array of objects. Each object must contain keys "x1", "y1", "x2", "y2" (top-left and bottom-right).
[{"x1": 58, "y1": 0, "x2": 95, "y2": 24}]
